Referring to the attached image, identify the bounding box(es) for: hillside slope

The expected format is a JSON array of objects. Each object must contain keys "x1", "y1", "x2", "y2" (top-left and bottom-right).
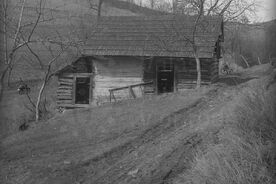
[
  {"x1": 0, "y1": 0, "x2": 165, "y2": 137},
  {"x1": 1, "y1": 0, "x2": 163, "y2": 82},
  {"x1": 1, "y1": 64, "x2": 275, "y2": 184}
]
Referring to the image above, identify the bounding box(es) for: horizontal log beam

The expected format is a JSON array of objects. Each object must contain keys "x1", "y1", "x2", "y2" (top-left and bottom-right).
[
  {"x1": 57, "y1": 100, "x2": 73, "y2": 104},
  {"x1": 109, "y1": 81, "x2": 153, "y2": 92},
  {"x1": 58, "y1": 82, "x2": 73, "y2": 86},
  {"x1": 58, "y1": 78, "x2": 74, "y2": 83},
  {"x1": 57, "y1": 104, "x2": 91, "y2": 108}
]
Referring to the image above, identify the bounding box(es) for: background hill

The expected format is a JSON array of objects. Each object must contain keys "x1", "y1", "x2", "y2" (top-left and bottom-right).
[{"x1": 0, "y1": 0, "x2": 164, "y2": 83}]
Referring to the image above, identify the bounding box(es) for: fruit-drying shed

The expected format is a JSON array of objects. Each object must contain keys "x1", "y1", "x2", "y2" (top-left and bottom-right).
[{"x1": 55, "y1": 15, "x2": 224, "y2": 108}]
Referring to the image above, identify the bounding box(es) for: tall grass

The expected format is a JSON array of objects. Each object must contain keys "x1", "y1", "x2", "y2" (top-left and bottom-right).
[{"x1": 182, "y1": 82, "x2": 276, "y2": 184}]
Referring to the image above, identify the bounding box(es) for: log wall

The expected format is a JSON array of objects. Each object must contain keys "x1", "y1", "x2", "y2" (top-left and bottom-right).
[
  {"x1": 142, "y1": 57, "x2": 218, "y2": 92},
  {"x1": 56, "y1": 56, "x2": 219, "y2": 107},
  {"x1": 93, "y1": 56, "x2": 144, "y2": 103},
  {"x1": 56, "y1": 76, "x2": 74, "y2": 107},
  {"x1": 56, "y1": 57, "x2": 94, "y2": 108},
  {"x1": 175, "y1": 58, "x2": 213, "y2": 90}
]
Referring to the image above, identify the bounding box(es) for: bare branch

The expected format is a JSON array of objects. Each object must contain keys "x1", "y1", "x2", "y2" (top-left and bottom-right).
[
  {"x1": 27, "y1": 0, "x2": 43, "y2": 42},
  {"x1": 207, "y1": 0, "x2": 219, "y2": 15},
  {"x1": 25, "y1": 43, "x2": 44, "y2": 69},
  {"x1": 12, "y1": 0, "x2": 26, "y2": 49}
]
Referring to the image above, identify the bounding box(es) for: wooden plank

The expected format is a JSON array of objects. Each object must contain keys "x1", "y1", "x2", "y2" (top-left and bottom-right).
[
  {"x1": 58, "y1": 78, "x2": 74, "y2": 83},
  {"x1": 72, "y1": 76, "x2": 76, "y2": 104},
  {"x1": 129, "y1": 86, "x2": 136, "y2": 99},
  {"x1": 89, "y1": 76, "x2": 93, "y2": 104},
  {"x1": 57, "y1": 91, "x2": 72, "y2": 95},
  {"x1": 109, "y1": 81, "x2": 153, "y2": 92},
  {"x1": 57, "y1": 96, "x2": 72, "y2": 100},
  {"x1": 57, "y1": 92, "x2": 72, "y2": 95},
  {"x1": 57, "y1": 98, "x2": 73, "y2": 101},
  {"x1": 59, "y1": 75, "x2": 74, "y2": 79},
  {"x1": 57, "y1": 100, "x2": 72, "y2": 104},
  {"x1": 111, "y1": 91, "x2": 116, "y2": 102},
  {"x1": 62, "y1": 73, "x2": 93, "y2": 77},
  {"x1": 177, "y1": 74, "x2": 210, "y2": 78},
  {"x1": 58, "y1": 81, "x2": 73, "y2": 86},
  {"x1": 58, "y1": 86, "x2": 73, "y2": 90},
  {"x1": 57, "y1": 92, "x2": 72, "y2": 96},
  {"x1": 57, "y1": 96, "x2": 73, "y2": 99},
  {"x1": 57, "y1": 104, "x2": 91, "y2": 108}
]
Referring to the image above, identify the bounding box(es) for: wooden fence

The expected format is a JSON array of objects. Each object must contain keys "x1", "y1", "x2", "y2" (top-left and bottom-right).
[{"x1": 109, "y1": 81, "x2": 153, "y2": 102}]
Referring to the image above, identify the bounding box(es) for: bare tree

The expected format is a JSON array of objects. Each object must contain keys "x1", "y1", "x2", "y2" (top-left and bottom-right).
[
  {"x1": 0, "y1": 0, "x2": 81, "y2": 122},
  {"x1": 190, "y1": 0, "x2": 205, "y2": 88},
  {"x1": 175, "y1": 0, "x2": 258, "y2": 22},
  {"x1": 0, "y1": 0, "x2": 53, "y2": 101},
  {"x1": 31, "y1": 44, "x2": 70, "y2": 122},
  {"x1": 87, "y1": 0, "x2": 104, "y2": 17},
  {"x1": 150, "y1": 0, "x2": 156, "y2": 9},
  {"x1": 24, "y1": 31, "x2": 81, "y2": 122}
]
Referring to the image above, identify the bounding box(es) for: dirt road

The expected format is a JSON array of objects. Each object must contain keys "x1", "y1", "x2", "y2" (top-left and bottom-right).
[{"x1": 1, "y1": 65, "x2": 274, "y2": 184}]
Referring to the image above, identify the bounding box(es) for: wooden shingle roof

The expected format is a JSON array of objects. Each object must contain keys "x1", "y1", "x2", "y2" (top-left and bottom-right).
[{"x1": 83, "y1": 15, "x2": 223, "y2": 58}]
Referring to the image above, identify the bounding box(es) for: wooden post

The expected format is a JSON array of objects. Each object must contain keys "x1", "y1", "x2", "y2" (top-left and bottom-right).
[
  {"x1": 240, "y1": 55, "x2": 249, "y2": 68},
  {"x1": 155, "y1": 61, "x2": 158, "y2": 95},
  {"x1": 139, "y1": 85, "x2": 143, "y2": 95},
  {"x1": 129, "y1": 86, "x2": 136, "y2": 99},
  {"x1": 258, "y1": 57, "x2": 262, "y2": 65},
  {"x1": 72, "y1": 76, "x2": 76, "y2": 104},
  {"x1": 112, "y1": 91, "x2": 116, "y2": 102},
  {"x1": 173, "y1": 60, "x2": 176, "y2": 92}
]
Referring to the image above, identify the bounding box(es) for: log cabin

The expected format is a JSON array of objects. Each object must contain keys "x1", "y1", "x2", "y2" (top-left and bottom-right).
[{"x1": 55, "y1": 15, "x2": 224, "y2": 108}]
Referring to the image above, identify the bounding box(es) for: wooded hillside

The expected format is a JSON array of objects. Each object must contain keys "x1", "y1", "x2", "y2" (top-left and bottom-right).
[{"x1": 224, "y1": 19, "x2": 276, "y2": 67}]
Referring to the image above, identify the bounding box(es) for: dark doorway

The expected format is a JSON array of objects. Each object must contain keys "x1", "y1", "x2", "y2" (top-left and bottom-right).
[
  {"x1": 75, "y1": 77, "x2": 90, "y2": 104},
  {"x1": 157, "y1": 60, "x2": 174, "y2": 93}
]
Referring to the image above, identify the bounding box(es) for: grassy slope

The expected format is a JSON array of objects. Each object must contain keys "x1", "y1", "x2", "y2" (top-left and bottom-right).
[
  {"x1": 1, "y1": 64, "x2": 275, "y2": 184},
  {"x1": 0, "y1": 0, "x2": 162, "y2": 138}
]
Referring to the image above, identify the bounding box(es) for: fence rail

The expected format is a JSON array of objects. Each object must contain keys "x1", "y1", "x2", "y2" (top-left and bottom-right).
[{"x1": 109, "y1": 81, "x2": 153, "y2": 102}]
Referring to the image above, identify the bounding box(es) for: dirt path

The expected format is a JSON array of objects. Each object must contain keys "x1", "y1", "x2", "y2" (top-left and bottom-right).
[
  {"x1": 79, "y1": 88, "x2": 230, "y2": 184},
  {"x1": 1, "y1": 67, "x2": 270, "y2": 184},
  {"x1": 16, "y1": 87, "x2": 235, "y2": 184}
]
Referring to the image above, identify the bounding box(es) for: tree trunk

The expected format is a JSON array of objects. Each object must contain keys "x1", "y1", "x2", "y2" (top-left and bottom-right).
[
  {"x1": 257, "y1": 57, "x2": 262, "y2": 65},
  {"x1": 193, "y1": 49, "x2": 201, "y2": 88},
  {"x1": 35, "y1": 80, "x2": 47, "y2": 122},
  {"x1": 97, "y1": 0, "x2": 103, "y2": 17},
  {"x1": 172, "y1": 0, "x2": 178, "y2": 13},
  {"x1": 0, "y1": 66, "x2": 9, "y2": 102},
  {"x1": 150, "y1": 0, "x2": 154, "y2": 8},
  {"x1": 7, "y1": 67, "x2": 12, "y2": 87}
]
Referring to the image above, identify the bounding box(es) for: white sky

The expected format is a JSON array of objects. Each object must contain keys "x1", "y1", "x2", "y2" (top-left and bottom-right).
[{"x1": 256, "y1": 0, "x2": 276, "y2": 22}]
